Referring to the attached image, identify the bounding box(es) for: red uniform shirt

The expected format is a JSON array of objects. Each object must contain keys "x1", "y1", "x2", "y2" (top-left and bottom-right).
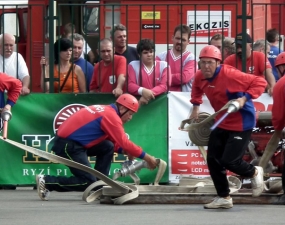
[
  {"x1": 89, "y1": 55, "x2": 127, "y2": 93},
  {"x1": 272, "y1": 75, "x2": 285, "y2": 131},
  {"x1": 224, "y1": 51, "x2": 271, "y2": 76},
  {"x1": 57, "y1": 104, "x2": 145, "y2": 159},
  {"x1": 0, "y1": 72, "x2": 22, "y2": 108},
  {"x1": 191, "y1": 65, "x2": 267, "y2": 131}
]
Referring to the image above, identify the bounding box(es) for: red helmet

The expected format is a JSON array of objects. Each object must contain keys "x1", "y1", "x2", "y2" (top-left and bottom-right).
[
  {"x1": 116, "y1": 94, "x2": 139, "y2": 113},
  {"x1": 199, "y1": 45, "x2": 222, "y2": 61},
  {"x1": 275, "y1": 52, "x2": 285, "y2": 67}
]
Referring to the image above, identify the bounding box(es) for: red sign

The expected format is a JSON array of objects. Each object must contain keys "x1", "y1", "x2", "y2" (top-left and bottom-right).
[
  {"x1": 171, "y1": 149, "x2": 234, "y2": 176},
  {"x1": 195, "y1": 28, "x2": 229, "y2": 37},
  {"x1": 171, "y1": 149, "x2": 209, "y2": 176}
]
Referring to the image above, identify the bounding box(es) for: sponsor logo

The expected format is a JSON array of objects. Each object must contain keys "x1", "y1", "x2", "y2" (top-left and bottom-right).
[
  {"x1": 142, "y1": 24, "x2": 161, "y2": 29},
  {"x1": 234, "y1": 136, "x2": 242, "y2": 140},
  {"x1": 248, "y1": 66, "x2": 255, "y2": 72}
]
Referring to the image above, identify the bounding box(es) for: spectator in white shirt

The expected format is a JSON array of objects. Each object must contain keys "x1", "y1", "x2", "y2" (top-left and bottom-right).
[{"x1": 0, "y1": 33, "x2": 30, "y2": 95}]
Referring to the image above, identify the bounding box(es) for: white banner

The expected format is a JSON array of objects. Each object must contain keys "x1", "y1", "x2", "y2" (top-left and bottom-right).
[
  {"x1": 187, "y1": 11, "x2": 231, "y2": 42},
  {"x1": 168, "y1": 92, "x2": 273, "y2": 183}
]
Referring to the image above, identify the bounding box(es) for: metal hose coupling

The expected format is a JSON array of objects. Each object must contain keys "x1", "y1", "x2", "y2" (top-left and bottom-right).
[
  {"x1": 112, "y1": 160, "x2": 154, "y2": 184},
  {"x1": 227, "y1": 100, "x2": 240, "y2": 113},
  {"x1": 1, "y1": 110, "x2": 12, "y2": 121},
  {"x1": 119, "y1": 160, "x2": 149, "y2": 177}
]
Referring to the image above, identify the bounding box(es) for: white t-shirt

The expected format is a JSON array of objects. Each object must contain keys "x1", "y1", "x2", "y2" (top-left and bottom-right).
[
  {"x1": 0, "y1": 52, "x2": 29, "y2": 81},
  {"x1": 81, "y1": 40, "x2": 91, "y2": 59}
]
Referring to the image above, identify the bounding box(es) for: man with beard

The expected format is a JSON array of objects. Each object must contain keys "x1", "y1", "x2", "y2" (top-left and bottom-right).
[
  {"x1": 156, "y1": 24, "x2": 197, "y2": 92},
  {"x1": 224, "y1": 33, "x2": 275, "y2": 95},
  {"x1": 68, "y1": 33, "x2": 94, "y2": 92},
  {"x1": 110, "y1": 24, "x2": 139, "y2": 64},
  {"x1": 128, "y1": 39, "x2": 171, "y2": 105},
  {"x1": 89, "y1": 38, "x2": 126, "y2": 97}
]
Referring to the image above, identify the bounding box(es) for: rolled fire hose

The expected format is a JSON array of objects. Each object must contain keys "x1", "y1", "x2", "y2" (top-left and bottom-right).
[
  {"x1": 258, "y1": 130, "x2": 281, "y2": 170},
  {"x1": 180, "y1": 100, "x2": 235, "y2": 162},
  {"x1": 0, "y1": 136, "x2": 167, "y2": 205}
]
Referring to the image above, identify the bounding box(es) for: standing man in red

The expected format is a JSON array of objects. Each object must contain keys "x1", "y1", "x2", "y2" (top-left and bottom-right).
[
  {"x1": 128, "y1": 39, "x2": 171, "y2": 105},
  {"x1": 156, "y1": 24, "x2": 196, "y2": 92},
  {"x1": 271, "y1": 52, "x2": 285, "y2": 204},
  {"x1": 36, "y1": 93, "x2": 158, "y2": 201},
  {"x1": 0, "y1": 72, "x2": 22, "y2": 129},
  {"x1": 89, "y1": 38, "x2": 126, "y2": 97},
  {"x1": 190, "y1": 45, "x2": 266, "y2": 209},
  {"x1": 224, "y1": 33, "x2": 275, "y2": 95}
]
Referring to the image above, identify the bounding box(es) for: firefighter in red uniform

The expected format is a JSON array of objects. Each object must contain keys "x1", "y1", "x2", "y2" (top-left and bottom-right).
[
  {"x1": 271, "y1": 52, "x2": 285, "y2": 204},
  {"x1": 36, "y1": 93, "x2": 157, "y2": 201},
  {"x1": 189, "y1": 45, "x2": 267, "y2": 209}
]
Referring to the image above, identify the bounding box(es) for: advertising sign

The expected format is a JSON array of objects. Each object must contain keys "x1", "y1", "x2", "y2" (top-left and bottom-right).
[
  {"x1": 187, "y1": 11, "x2": 231, "y2": 42},
  {"x1": 168, "y1": 92, "x2": 272, "y2": 183},
  {"x1": 0, "y1": 94, "x2": 168, "y2": 185}
]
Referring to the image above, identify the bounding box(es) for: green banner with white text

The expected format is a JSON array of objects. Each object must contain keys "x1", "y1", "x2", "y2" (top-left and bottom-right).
[{"x1": 0, "y1": 93, "x2": 168, "y2": 186}]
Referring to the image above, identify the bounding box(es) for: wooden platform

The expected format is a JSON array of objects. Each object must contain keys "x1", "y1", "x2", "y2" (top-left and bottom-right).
[{"x1": 100, "y1": 186, "x2": 283, "y2": 204}]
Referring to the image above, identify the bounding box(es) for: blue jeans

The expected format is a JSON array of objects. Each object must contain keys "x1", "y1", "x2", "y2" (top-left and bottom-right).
[{"x1": 44, "y1": 136, "x2": 114, "y2": 192}]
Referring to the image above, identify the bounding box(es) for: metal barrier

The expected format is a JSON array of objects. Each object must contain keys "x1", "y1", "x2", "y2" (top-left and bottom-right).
[{"x1": 0, "y1": 1, "x2": 284, "y2": 93}]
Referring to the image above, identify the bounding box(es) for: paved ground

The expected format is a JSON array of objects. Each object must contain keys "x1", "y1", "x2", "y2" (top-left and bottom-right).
[{"x1": 0, "y1": 188, "x2": 284, "y2": 225}]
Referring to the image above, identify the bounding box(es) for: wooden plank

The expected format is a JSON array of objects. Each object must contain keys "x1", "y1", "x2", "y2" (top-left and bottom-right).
[{"x1": 100, "y1": 192, "x2": 281, "y2": 205}]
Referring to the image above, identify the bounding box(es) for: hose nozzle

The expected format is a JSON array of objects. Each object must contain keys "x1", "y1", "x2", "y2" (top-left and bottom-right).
[
  {"x1": 227, "y1": 101, "x2": 240, "y2": 113},
  {"x1": 119, "y1": 160, "x2": 148, "y2": 177},
  {"x1": 1, "y1": 110, "x2": 12, "y2": 121}
]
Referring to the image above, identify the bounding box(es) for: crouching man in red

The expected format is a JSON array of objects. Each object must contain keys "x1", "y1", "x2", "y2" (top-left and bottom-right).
[
  {"x1": 36, "y1": 93, "x2": 157, "y2": 201},
  {"x1": 189, "y1": 45, "x2": 267, "y2": 209},
  {"x1": 271, "y1": 52, "x2": 285, "y2": 204}
]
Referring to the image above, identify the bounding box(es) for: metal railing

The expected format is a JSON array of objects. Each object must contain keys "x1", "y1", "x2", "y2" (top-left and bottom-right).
[{"x1": 0, "y1": 1, "x2": 284, "y2": 93}]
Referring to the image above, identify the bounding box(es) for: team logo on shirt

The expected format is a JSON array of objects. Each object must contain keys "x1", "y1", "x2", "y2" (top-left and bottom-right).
[
  {"x1": 248, "y1": 66, "x2": 255, "y2": 73},
  {"x1": 109, "y1": 75, "x2": 116, "y2": 85}
]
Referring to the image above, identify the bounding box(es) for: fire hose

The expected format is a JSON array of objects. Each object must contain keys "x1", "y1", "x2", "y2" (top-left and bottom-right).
[
  {"x1": 179, "y1": 100, "x2": 238, "y2": 162},
  {"x1": 180, "y1": 100, "x2": 283, "y2": 194},
  {"x1": 1, "y1": 135, "x2": 168, "y2": 204},
  {"x1": 0, "y1": 110, "x2": 168, "y2": 204}
]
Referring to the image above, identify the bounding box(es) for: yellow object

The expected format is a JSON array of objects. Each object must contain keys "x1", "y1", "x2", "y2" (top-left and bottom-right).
[{"x1": 141, "y1": 11, "x2": 160, "y2": 19}]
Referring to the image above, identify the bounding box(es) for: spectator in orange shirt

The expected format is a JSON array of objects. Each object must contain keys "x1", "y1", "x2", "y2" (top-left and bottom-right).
[
  {"x1": 40, "y1": 38, "x2": 86, "y2": 93},
  {"x1": 224, "y1": 33, "x2": 275, "y2": 95},
  {"x1": 89, "y1": 38, "x2": 127, "y2": 97}
]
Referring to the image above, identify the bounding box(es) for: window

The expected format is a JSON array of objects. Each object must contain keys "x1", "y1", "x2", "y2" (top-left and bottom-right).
[
  {"x1": 82, "y1": 1, "x2": 100, "y2": 35},
  {"x1": 0, "y1": 13, "x2": 19, "y2": 37}
]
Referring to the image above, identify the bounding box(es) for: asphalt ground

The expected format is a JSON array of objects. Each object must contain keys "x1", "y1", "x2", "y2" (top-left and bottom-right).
[{"x1": 0, "y1": 188, "x2": 285, "y2": 225}]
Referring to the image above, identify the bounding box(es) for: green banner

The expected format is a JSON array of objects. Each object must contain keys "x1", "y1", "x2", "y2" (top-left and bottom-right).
[{"x1": 0, "y1": 93, "x2": 168, "y2": 186}]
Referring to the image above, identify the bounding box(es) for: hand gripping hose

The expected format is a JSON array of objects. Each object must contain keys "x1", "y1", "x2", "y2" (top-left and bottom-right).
[
  {"x1": 180, "y1": 100, "x2": 234, "y2": 162},
  {"x1": 258, "y1": 130, "x2": 282, "y2": 170}
]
